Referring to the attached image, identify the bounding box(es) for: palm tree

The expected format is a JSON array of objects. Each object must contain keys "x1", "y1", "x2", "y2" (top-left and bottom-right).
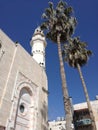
[
  {"x1": 40, "y1": 1, "x2": 77, "y2": 129},
  {"x1": 62, "y1": 37, "x2": 96, "y2": 130}
]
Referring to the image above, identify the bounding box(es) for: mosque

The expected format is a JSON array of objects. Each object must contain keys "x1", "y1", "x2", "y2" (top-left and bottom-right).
[
  {"x1": 0, "y1": 27, "x2": 48, "y2": 130},
  {"x1": 0, "y1": 27, "x2": 98, "y2": 130}
]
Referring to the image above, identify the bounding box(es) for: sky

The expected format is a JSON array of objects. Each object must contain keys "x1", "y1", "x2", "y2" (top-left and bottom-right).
[{"x1": 0, "y1": 0, "x2": 98, "y2": 121}]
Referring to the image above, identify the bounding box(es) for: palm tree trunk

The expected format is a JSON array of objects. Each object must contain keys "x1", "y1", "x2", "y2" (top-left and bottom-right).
[
  {"x1": 57, "y1": 33, "x2": 73, "y2": 130},
  {"x1": 77, "y1": 63, "x2": 96, "y2": 130}
]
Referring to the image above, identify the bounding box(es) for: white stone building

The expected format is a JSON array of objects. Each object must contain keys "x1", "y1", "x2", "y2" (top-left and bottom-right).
[
  {"x1": 49, "y1": 118, "x2": 66, "y2": 130},
  {"x1": 74, "y1": 99, "x2": 98, "y2": 130},
  {"x1": 0, "y1": 27, "x2": 48, "y2": 130},
  {"x1": 49, "y1": 117, "x2": 74, "y2": 130},
  {"x1": 49, "y1": 99, "x2": 98, "y2": 130}
]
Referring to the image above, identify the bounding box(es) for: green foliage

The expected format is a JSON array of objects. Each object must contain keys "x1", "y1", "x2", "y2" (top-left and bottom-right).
[
  {"x1": 62, "y1": 37, "x2": 92, "y2": 68},
  {"x1": 41, "y1": 0, "x2": 77, "y2": 43}
]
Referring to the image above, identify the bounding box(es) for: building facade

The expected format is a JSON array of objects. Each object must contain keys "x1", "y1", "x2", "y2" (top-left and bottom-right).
[
  {"x1": 49, "y1": 117, "x2": 74, "y2": 130},
  {"x1": 73, "y1": 99, "x2": 98, "y2": 130},
  {"x1": 49, "y1": 117, "x2": 66, "y2": 130},
  {"x1": 0, "y1": 28, "x2": 48, "y2": 130},
  {"x1": 49, "y1": 99, "x2": 98, "y2": 130}
]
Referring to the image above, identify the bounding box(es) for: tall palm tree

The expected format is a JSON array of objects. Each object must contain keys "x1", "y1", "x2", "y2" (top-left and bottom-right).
[
  {"x1": 40, "y1": 1, "x2": 77, "y2": 129},
  {"x1": 62, "y1": 37, "x2": 96, "y2": 130}
]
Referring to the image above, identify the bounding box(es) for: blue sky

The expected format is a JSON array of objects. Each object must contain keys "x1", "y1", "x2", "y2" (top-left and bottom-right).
[{"x1": 0, "y1": 0, "x2": 98, "y2": 121}]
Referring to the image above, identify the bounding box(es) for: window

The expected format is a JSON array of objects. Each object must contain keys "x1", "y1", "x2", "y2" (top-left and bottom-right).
[
  {"x1": 19, "y1": 102, "x2": 27, "y2": 116},
  {"x1": 20, "y1": 104, "x2": 25, "y2": 113}
]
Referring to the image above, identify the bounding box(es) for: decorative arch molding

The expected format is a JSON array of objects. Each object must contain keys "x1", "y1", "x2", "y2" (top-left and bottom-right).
[
  {"x1": 15, "y1": 82, "x2": 34, "y2": 98},
  {"x1": 11, "y1": 71, "x2": 39, "y2": 101},
  {"x1": 6, "y1": 72, "x2": 39, "y2": 130}
]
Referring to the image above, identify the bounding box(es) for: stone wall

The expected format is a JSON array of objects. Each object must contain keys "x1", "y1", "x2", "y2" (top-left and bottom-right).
[{"x1": 0, "y1": 29, "x2": 48, "y2": 130}]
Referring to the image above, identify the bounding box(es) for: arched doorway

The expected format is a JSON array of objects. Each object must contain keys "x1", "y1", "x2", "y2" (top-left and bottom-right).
[{"x1": 15, "y1": 87, "x2": 33, "y2": 130}]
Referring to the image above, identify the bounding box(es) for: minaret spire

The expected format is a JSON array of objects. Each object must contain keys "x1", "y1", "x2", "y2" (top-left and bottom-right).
[{"x1": 30, "y1": 27, "x2": 47, "y2": 69}]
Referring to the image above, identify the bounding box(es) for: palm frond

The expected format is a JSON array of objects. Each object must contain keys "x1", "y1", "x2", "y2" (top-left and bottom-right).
[
  {"x1": 62, "y1": 37, "x2": 92, "y2": 68},
  {"x1": 40, "y1": 0, "x2": 77, "y2": 43}
]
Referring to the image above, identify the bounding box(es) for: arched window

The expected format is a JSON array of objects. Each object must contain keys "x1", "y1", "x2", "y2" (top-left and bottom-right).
[{"x1": 14, "y1": 87, "x2": 33, "y2": 129}]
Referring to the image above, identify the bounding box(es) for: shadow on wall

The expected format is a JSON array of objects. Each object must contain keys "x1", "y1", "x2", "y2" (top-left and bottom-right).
[
  {"x1": 0, "y1": 126, "x2": 5, "y2": 130},
  {"x1": 40, "y1": 102, "x2": 48, "y2": 130}
]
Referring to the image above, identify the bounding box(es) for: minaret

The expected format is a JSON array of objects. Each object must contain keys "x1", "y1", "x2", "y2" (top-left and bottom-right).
[{"x1": 30, "y1": 27, "x2": 47, "y2": 69}]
